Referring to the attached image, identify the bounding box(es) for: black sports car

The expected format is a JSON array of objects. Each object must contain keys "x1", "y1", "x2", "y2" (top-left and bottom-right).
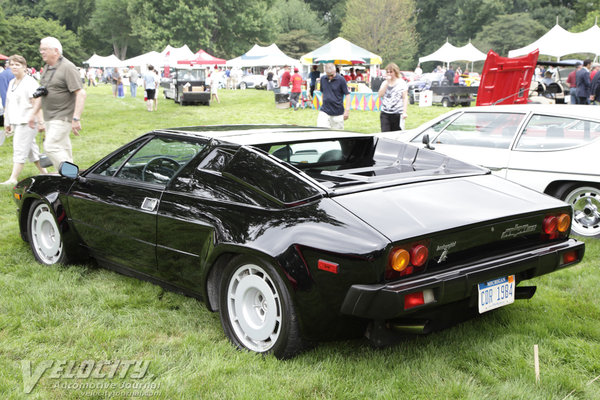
[{"x1": 12, "y1": 126, "x2": 585, "y2": 358}]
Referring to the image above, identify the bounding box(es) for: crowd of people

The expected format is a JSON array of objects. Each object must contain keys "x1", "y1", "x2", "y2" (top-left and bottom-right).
[
  {"x1": 1, "y1": 37, "x2": 86, "y2": 185},
  {"x1": 6, "y1": 39, "x2": 600, "y2": 186}
]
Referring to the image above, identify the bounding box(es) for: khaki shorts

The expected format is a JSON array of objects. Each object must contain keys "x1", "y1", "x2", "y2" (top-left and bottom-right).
[
  {"x1": 317, "y1": 111, "x2": 344, "y2": 130},
  {"x1": 45, "y1": 120, "x2": 73, "y2": 169}
]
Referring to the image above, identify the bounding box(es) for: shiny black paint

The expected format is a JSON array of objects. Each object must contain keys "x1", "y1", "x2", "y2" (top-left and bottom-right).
[{"x1": 12, "y1": 126, "x2": 586, "y2": 343}]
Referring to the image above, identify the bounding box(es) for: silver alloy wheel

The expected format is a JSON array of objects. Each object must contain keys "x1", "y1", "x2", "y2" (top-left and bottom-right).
[
  {"x1": 30, "y1": 203, "x2": 63, "y2": 264},
  {"x1": 564, "y1": 186, "x2": 600, "y2": 237},
  {"x1": 226, "y1": 263, "x2": 282, "y2": 352}
]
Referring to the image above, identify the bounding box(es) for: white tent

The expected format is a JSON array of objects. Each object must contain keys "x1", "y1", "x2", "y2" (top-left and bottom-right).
[
  {"x1": 455, "y1": 42, "x2": 487, "y2": 62},
  {"x1": 84, "y1": 53, "x2": 124, "y2": 68},
  {"x1": 508, "y1": 24, "x2": 576, "y2": 59},
  {"x1": 419, "y1": 41, "x2": 487, "y2": 64},
  {"x1": 575, "y1": 25, "x2": 600, "y2": 56},
  {"x1": 419, "y1": 42, "x2": 459, "y2": 64},
  {"x1": 508, "y1": 24, "x2": 600, "y2": 59},
  {"x1": 122, "y1": 45, "x2": 195, "y2": 68},
  {"x1": 160, "y1": 45, "x2": 195, "y2": 65},
  {"x1": 122, "y1": 51, "x2": 164, "y2": 68},
  {"x1": 227, "y1": 44, "x2": 299, "y2": 67}
]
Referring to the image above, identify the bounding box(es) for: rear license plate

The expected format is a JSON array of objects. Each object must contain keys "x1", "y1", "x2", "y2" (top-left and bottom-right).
[{"x1": 478, "y1": 275, "x2": 515, "y2": 313}]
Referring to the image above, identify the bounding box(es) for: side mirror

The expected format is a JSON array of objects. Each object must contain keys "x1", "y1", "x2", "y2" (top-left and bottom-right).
[
  {"x1": 59, "y1": 161, "x2": 79, "y2": 179},
  {"x1": 422, "y1": 134, "x2": 435, "y2": 150}
]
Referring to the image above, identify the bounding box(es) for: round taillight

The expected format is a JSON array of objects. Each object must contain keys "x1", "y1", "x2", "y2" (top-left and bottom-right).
[
  {"x1": 390, "y1": 248, "x2": 410, "y2": 272},
  {"x1": 557, "y1": 214, "x2": 571, "y2": 233},
  {"x1": 410, "y1": 245, "x2": 429, "y2": 267},
  {"x1": 543, "y1": 216, "x2": 558, "y2": 234}
]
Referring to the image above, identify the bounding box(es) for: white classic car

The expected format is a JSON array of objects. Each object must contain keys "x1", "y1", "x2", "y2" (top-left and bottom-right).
[{"x1": 387, "y1": 104, "x2": 600, "y2": 237}]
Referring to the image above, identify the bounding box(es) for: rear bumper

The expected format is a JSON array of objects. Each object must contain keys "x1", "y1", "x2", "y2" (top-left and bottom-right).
[{"x1": 340, "y1": 238, "x2": 585, "y2": 319}]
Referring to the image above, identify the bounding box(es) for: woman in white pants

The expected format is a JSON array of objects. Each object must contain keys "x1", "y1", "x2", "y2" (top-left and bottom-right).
[{"x1": 2, "y1": 55, "x2": 47, "y2": 185}]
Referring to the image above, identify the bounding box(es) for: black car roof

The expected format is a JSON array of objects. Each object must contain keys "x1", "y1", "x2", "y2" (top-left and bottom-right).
[{"x1": 156, "y1": 125, "x2": 373, "y2": 146}]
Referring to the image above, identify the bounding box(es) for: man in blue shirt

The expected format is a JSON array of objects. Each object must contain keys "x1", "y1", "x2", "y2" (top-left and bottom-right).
[
  {"x1": 0, "y1": 60, "x2": 15, "y2": 127},
  {"x1": 317, "y1": 63, "x2": 350, "y2": 130},
  {"x1": 308, "y1": 65, "x2": 320, "y2": 98}
]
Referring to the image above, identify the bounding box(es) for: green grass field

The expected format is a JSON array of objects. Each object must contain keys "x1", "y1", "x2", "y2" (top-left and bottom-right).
[{"x1": 0, "y1": 86, "x2": 598, "y2": 400}]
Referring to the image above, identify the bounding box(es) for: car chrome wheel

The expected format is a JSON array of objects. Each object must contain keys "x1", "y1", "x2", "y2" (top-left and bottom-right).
[
  {"x1": 28, "y1": 202, "x2": 64, "y2": 264},
  {"x1": 563, "y1": 186, "x2": 600, "y2": 237},
  {"x1": 226, "y1": 263, "x2": 282, "y2": 352}
]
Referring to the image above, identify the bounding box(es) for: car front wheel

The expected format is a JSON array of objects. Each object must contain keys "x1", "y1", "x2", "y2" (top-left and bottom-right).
[
  {"x1": 27, "y1": 200, "x2": 67, "y2": 265},
  {"x1": 219, "y1": 256, "x2": 304, "y2": 359},
  {"x1": 558, "y1": 184, "x2": 600, "y2": 237}
]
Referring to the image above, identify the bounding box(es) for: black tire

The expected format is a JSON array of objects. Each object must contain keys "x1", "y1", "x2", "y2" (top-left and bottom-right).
[
  {"x1": 240, "y1": 82, "x2": 247, "y2": 90},
  {"x1": 441, "y1": 97, "x2": 450, "y2": 107},
  {"x1": 27, "y1": 200, "x2": 68, "y2": 265},
  {"x1": 555, "y1": 183, "x2": 600, "y2": 237},
  {"x1": 409, "y1": 94, "x2": 415, "y2": 105},
  {"x1": 219, "y1": 255, "x2": 304, "y2": 359}
]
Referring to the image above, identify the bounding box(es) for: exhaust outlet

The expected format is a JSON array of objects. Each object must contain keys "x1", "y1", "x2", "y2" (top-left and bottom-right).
[{"x1": 515, "y1": 286, "x2": 537, "y2": 299}]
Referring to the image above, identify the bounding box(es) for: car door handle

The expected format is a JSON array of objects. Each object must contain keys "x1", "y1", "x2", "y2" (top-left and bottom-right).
[{"x1": 141, "y1": 197, "x2": 158, "y2": 212}]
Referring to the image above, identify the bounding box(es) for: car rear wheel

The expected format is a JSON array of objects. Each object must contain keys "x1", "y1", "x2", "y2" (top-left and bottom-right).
[
  {"x1": 27, "y1": 200, "x2": 67, "y2": 265},
  {"x1": 558, "y1": 184, "x2": 600, "y2": 237},
  {"x1": 219, "y1": 256, "x2": 304, "y2": 359},
  {"x1": 240, "y1": 82, "x2": 247, "y2": 90}
]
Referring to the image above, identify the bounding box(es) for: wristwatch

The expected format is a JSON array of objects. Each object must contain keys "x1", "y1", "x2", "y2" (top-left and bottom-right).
[{"x1": 73, "y1": 117, "x2": 80, "y2": 122}]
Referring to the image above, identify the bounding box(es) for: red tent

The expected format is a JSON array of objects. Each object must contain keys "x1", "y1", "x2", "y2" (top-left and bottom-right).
[
  {"x1": 177, "y1": 49, "x2": 226, "y2": 65},
  {"x1": 0, "y1": 54, "x2": 8, "y2": 60}
]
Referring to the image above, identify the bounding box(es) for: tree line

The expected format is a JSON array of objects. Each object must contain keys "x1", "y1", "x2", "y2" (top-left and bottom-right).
[{"x1": 0, "y1": 0, "x2": 598, "y2": 70}]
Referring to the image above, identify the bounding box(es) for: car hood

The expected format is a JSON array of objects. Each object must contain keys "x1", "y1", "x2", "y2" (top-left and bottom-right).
[{"x1": 332, "y1": 174, "x2": 565, "y2": 241}]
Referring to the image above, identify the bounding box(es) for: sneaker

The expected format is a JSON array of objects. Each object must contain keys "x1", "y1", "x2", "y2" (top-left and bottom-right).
[{"x1": 1, "y1": 179, "x2": 17, "y2": 186}]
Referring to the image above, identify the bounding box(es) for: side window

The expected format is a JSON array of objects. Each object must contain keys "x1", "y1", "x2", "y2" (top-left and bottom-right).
[
  {"x1": 411, "y1": 115, "x2": 456, "y2": 143},
  {"x1": 515, "y1": 114, "x2": 600, "y2": 150},
  {"x1": 92, "y1": 139, "x2": 147, "y2": 177},
  {"x1": 100, "y1": 136, "x2": 205, "y2": 185},
  {"x1": 434, "y1": 112, "x2": 525, "y2": 149}
]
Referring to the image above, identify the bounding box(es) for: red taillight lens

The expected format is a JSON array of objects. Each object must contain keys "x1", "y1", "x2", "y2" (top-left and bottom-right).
[
  {"x1": 561, "y1": 250, "x2": 578, "y2": 265},
  {"x1": 410, "y1": 245, "x2": 429, "y2": 267},
  {"x1": 404, "y1": 292, "x2": 425, "y2": 310},
  {"x1": 543, "y1": 216, "x2": 558, "y2": 234}
]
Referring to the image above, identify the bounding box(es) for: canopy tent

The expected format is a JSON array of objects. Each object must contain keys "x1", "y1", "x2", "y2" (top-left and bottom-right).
[
  {"x1": 419, "y1": 41, "x2": 486, "y2": 64},
  {"x1": 160, "y1": 45, "x2": 194, "y2": 65},
  {"x1": 508, "y1": 24, "x2": 574, "y2": 59},
  {"x1": 507, "y1": 24, "x2": 600, "y2": 59},
  {"x1": 0, "y1": 53, "x2": 8, "y2": 61},
  {"x1": 122, "y1": 51, "x2": 164, "y2": 68},
  {"x1": 227, "y1": 44, "x2": 298, "y2": 67},
  {"x1": 177, "y1": 49, "x2": 226, "y2": 65},
  {"x1": 83, "y1": 53, "x2": 124, "y2": 68},
  {"x1": 123, "y1": 45, "x2": 195, "y2": 68},
  {"x1": 300, "y1": 37, "x2": 382, "y2": 65}
]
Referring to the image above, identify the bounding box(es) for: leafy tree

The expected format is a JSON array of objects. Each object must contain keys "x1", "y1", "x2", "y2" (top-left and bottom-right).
[
  {"x1": 473, "y1": 13, "x2": 547, "y2": 57},
  {"x1": 129, "y1": 0, "x2": 215, "y2": 56},
  {"x1": 571, "y1": 9, "x2": 600, "y2": 32},
  {"x1": 270, "y1": 0, "x2": 327, "y2": 57},
  {"x1": 2, "y1": 15, "x2": 85, "y2": 67},
  {"x1": 340, "y1": 0, "x2": 418, "y2": 69},
  {"x1": 0, "y1": 0, "x2": 49, "y2": 19},
  {"x1": 277, "y1": 29, "x2": 324, "y2": 58},
  {"x1": 305, "y1": 0, "x2": 346, "y2": 39},
  {"x1": 88, "y1": 0, "x2": 139, "y2": 59},
  {"x1": 209, "y1": 0, "x2": 278, "y2": 57},
  {"x1": 44, "y1": 0, "x2": 95, "y2": 32}
]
